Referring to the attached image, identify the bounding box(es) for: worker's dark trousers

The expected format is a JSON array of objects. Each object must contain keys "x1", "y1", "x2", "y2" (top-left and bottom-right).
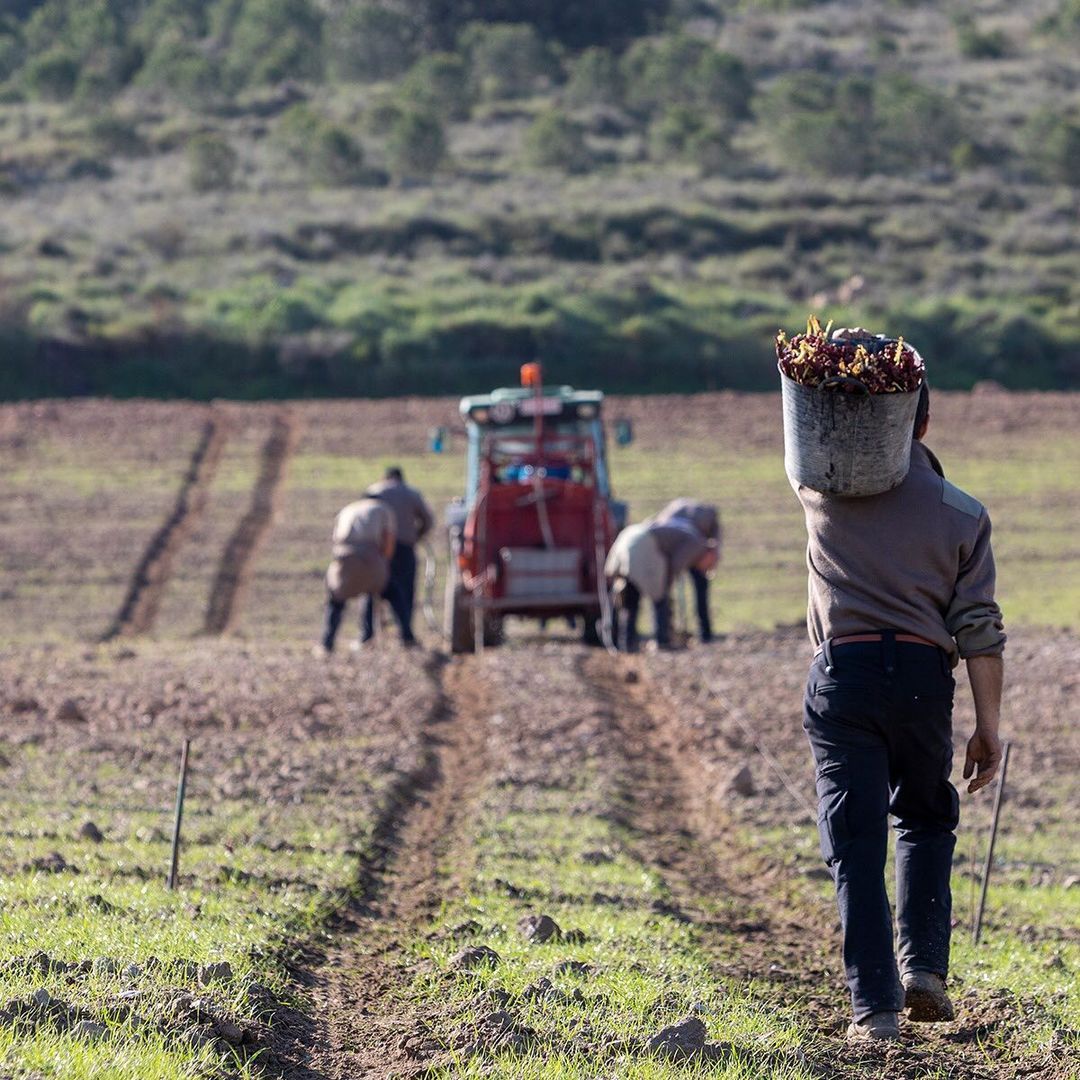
[
  {"x1": 690, "y1": 568, "x2": 712, "y2": 643},
  {"x1": 615, "y1": 580, "x2": 671, "y2": 652},
  {"x1": 321, "y1": 593, "x2": 360, "y2": 651},
  {"x1": 803, "y1": 635, "x2": 959, "y2": 1020},
  {"x1": 363, "y1": 543, "x2": 417, "y2": 643}
]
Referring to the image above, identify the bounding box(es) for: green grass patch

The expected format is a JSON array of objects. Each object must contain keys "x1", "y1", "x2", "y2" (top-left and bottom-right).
[{"x1": 408, "y1": 782, "x2": 819, "y2": 1078}]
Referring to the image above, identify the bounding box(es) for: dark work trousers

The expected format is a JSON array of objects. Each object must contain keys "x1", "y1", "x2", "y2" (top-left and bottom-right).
[
  {"x1": 363, "y1": 543, "x2": 417, "y2": 643},
  {"x1": 615, "y1": 580, "x2": 672, "y2": 652},
  {"x1": 803, "y1": 634, "x2": 959, "y2": 1020},
  {"x1": 320, "y1": 593, "x2": 349, "y2": 651},
  {"x1": 690, "y1": 567, "x2": 713, "y2": 643}
]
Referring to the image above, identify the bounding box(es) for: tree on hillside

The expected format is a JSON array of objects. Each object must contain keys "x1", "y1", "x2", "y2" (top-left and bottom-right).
[
  {"x1": 755, "y1": 71, "x2": 965, "y2": 177},
  {"x1": 386, "y1": 108, "x2": 445, "y2": 181},
  {"x1": 622, "y1": 35, "x2": 753, "y2": 119},
  {"x1": 460, "y1": 22, "x2": 557, "y2": 100},
  {"x1": 325, "y1": 3, "x2": 416, "y2": 82},
  {"x1": 222, "y1": 0, "x2": 324, "y2": 86},
  {"x1": 383, "y1": 0, "x2": 669, "y2": 50}
]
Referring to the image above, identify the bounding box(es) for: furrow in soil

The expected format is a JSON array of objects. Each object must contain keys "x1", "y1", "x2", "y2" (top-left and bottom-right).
[
  {"x1": 101, "y1": 410, "x2": 228, "y2": 640},
  {"x1": 272, "y1": 655, "x2": 493, "y2": 1080},
  {"x1": 202, "y1": 409, "x2": 301, "y2": 635}
]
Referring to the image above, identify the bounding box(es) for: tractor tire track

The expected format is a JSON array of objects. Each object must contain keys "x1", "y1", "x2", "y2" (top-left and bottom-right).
[
  {"x1": 582, "y1": 653, "x2": 850, "y2": 998},
  {"x1": 578, "y1": 651, "x2": 766, "y2": 929},
  {"x1": 102, "y1": 411, "x2": 228, "y2": 641},
  {"x1": 272, "y1": 656, "x2": 493, "y2": 1080},
  {"x1": 578, "y1": 653, "x2": 850, "y2": 1063},
  {"x1": 582, "y1": 653, "x2": 1054, "y2": 1080},
  {"x1": 202, "y1": 410, "x2": 301, "y2": 635}
]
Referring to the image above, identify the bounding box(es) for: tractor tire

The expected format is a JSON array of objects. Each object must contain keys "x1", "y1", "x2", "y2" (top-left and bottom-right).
[{"x1": 449, "y1": 586, "x2": 474, "y2": 655}]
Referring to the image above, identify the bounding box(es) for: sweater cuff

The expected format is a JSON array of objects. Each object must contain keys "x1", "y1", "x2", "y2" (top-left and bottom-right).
[{"x1": 954, "y1": 619, "x2": 1006, "y2": 659}]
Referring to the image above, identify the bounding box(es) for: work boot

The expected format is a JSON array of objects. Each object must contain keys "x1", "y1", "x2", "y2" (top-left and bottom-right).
[
  {"x1": 846, "y1": 1011, "x2": 900, "y2": 1042},
  {"x1": 903, "y1": 971, "x2": 954, "y2": 1022}
]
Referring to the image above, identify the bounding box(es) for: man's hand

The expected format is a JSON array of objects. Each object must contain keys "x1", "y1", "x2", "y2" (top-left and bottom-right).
[
  {"x1": 963, "y1": 728, "x2": 1002, "y2": 793},
  {"x1": 964, "y1": 654, "x2": 1004, "y2": 794}
]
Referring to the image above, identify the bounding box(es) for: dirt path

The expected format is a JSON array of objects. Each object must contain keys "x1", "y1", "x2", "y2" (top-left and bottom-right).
[
  {"x1": 102, "y1": 411, "x2": 228, "y2": 640},
  {"x1": 271, "y1": 655, "x2": 492, "y2": 1079},
  {"x1": 202, "y1": 410, "x2": 301, "y2": 635},
  {"x1": 587, "y1": 652, "x2": 1072, "y2": 1080},
  {"x1": 580, "y1": 652, "x2": 842, "y2": 1009}
]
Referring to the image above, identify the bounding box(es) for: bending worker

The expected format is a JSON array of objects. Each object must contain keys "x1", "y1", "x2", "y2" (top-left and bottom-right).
[
  {"x1": 317, "y1": 495, "x2": 395, "y2": 655},
  {"x1": 605, "y1": 514, "x2": 718, "y2": 652},
  {"x1": 363, "y1": 466, "x2": 434, "y2": 647},
  {"x1": 793, "y1": 362, "x2": 1005, "y2": 1042},
  {"x1": 655, "y1": 497, "x2": 721, "y2": 643}
]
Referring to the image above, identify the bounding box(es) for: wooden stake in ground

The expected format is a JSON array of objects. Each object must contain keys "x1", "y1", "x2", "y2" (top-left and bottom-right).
[
  {"x1": 972, "y1": 739, "x2": 1011, "y2": 945},
  {"x1": 167, "y1": 738, "x2": 191, "y2": 890}
]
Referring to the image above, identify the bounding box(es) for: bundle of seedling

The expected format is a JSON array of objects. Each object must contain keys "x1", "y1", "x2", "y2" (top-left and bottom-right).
[{"x1": 776, "y1": 315, "x2": 924, "y2": 393}]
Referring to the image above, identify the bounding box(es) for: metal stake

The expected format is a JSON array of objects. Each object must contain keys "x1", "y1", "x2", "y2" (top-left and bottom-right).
[
  {"x1": 972, "y1": 740, "x2": 1011, "y2": 946},
  {"x1": 167, "y1": 738, "x2": 191, "y2": 891}
]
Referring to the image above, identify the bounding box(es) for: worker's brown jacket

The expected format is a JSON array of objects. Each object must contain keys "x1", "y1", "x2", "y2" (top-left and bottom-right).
[
  {"x1": 365, "y1": 479, "x2": 434, "y2": 547},
  {"x1": 795, "y1": 441, "x2": 1005, "y2": 666}
]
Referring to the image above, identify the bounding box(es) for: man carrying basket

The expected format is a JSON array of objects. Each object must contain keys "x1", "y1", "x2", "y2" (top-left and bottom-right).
[{"x1": 781, "y1": 322, "x2": 1006, "y2": 1042}]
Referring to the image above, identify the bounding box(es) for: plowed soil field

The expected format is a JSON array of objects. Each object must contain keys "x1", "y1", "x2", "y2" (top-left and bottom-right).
[{"x1": 0, "y1": 392, "x2": 1076, "y2": 1080}]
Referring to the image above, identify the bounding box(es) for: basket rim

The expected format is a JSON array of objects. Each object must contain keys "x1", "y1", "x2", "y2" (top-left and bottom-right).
[{"x1": 778, "y1": 368, "x2": 922, "y2": 396}]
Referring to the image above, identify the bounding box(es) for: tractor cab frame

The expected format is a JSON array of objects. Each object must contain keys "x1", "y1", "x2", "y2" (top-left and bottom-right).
[{"x1": 445, "y1": 366, "x2": 625, "y2": 653}]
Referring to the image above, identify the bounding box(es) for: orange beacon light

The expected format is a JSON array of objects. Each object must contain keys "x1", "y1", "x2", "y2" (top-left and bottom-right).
[{"x1": 520, "y1": 362, "x2": 542, "y2": 388}]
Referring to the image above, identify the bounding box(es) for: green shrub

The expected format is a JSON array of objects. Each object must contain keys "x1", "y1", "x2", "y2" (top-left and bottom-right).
[
  {"x1": 460, "y1": 22, "x2": 557, "y2": 101},
  {"x1": 400, "y1": 52, "x2": 473, "y2": 121},
  {"x1": 565, "y1": 47, "x2": 624, "y2": 107},
  {"x1": 138, "y1": 33, "x2": 221, "y2": 102},
  {"x1": 648, "y1": 104, "x2": 705, "y2": 158},
  {"x1": 84, "y1": 112, "x2": 145, "y2": 156},
  {"x1": 326, "y1": 3, "x2": 416, "y2": 82},
  {"x1": 687, "y1": 121, "x2": 732, "y2": 176},
  {"x1": 0, "y1": 23, "x2": 24, "y2": 82},
  {"x1": 755, "y1": 71, "x2": 965, "y2": 177},
  {"x1": 695, "y1": 50, "x2": 753, "y2": 118},
  {"x1": 622, "y1": 34, "x2": 752, "y2": 118},
  {"x1": 364, "y1": 93, "x2": 406, "y2": 135},
  {"x1": 1022, "y1": 110, "x2": 1080, "y2": 185},
  {"x1": 275, "y1": 104, "x2": 367, "y2": 185},
  {"x1": 523, "y1": 109, "x2": 592, "y2": 173},
  {"x1": 1038, "y1": 0, "x2": 1080, "y2": 36},
  {"x1": 274, "y1": 103, "x2": 320, "y2": 160},
  {"x1": 226, "y1": 0, "x2": 323, "y2": 87},
  {"x1": 649, "y1": 105, "x2": 732, "y2": 175},
  {"x1": 310, "y1": 124, "x2": 365, "y2": 186},
  {"x1": 187, "y1": 132, "x2": 237, "y2": 192},
  {"x1": 954, "y1": 16, "x2": 1010, "y2": 59},
  {"x1": 24, "y1": 48, "x2": 78, "y2": 100},
  {"x1": 382, "y1": 0, "x2": 667, "y2": 51},
  {"x1": 386, "y1": 109, "x2": 445, "y2": 181}
]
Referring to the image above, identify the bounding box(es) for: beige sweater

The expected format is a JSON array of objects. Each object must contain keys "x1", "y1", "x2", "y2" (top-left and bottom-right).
[
  {"x1": 332, "y1": 498, "x2": 395, "y2": 558},
  {"x1": 796, "y1": 441, "x2": 1006, "y2": 666}
]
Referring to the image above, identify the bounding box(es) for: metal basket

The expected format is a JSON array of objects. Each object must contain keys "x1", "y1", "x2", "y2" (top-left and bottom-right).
[{"x1": 780, "y1": 372, "x2": 921, "y2": 497}]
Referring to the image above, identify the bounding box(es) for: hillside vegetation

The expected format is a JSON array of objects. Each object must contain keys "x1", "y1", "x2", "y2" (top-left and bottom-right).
[{"x1": 1, "y1": 0, "x2": 1079, "y2": 397}]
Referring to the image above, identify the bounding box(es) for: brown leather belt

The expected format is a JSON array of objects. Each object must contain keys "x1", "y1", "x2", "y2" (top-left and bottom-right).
[{"x1": 815, "y1": 632, "x2": 939, "y2": 657}]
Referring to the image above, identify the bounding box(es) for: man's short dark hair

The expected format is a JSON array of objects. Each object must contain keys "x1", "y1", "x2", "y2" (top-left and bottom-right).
[
  {"x1": 385, "y1": 466, "x2": 404, "y2": 482},
  {"x1": 914, "y1": 381, "x2": 930, "y2": 436}
]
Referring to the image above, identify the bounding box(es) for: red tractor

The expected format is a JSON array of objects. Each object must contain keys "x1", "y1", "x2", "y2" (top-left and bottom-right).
[{"x1": 444, "y1": 364, "x2": 626, "y2": 653}]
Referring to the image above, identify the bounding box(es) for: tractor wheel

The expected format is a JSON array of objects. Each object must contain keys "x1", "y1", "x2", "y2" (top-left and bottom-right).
[{"x1": 449, "y1": 586, "x2": 474, "y2": 655}]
